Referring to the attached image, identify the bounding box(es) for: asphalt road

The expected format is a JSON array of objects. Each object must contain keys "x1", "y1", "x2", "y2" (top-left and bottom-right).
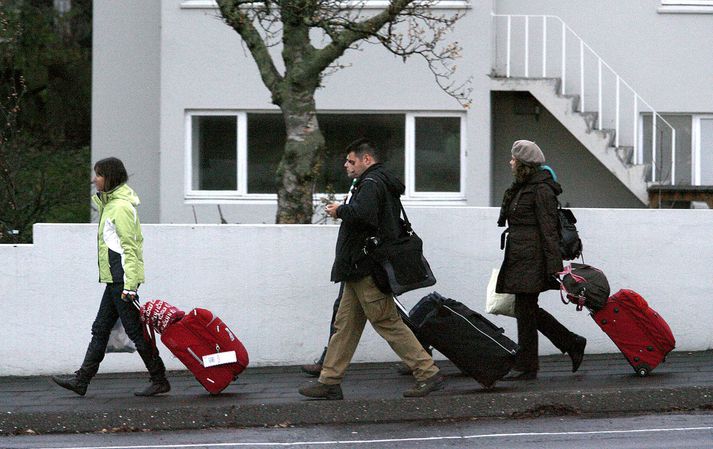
[{"x1": 3, "y1": 412, "x2": 713, "y2": 449}]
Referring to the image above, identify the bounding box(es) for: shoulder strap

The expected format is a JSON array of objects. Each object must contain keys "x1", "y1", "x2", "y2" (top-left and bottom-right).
[{"x1": 395, "y1": 196, "x2": 412, "y2": 233}]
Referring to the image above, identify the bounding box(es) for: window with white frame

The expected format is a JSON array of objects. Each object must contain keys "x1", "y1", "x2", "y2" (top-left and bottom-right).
[
  {"x1": 185, "y1": 111, "x2": 465, "y2": 200},
  {"x1": 641, "y1": 113, "x2": 713, "y2": 185},
  {"x1": 658, "y1": 1, "x2": 713, "y2": 13}
]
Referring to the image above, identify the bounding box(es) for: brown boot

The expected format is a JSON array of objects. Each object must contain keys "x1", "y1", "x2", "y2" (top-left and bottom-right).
[
  {"x1": 301, "y1": 347, "x2": 327, "y2": 377},
  {"x1": 403, "y1": 374, "x2": 444, "y2": 398},
  {"x1": 298, "y1": 381, "x2": 343, "y2": 400},
  {"x1": 134, "y1": 378, "x2": 171, "y2": 396}
]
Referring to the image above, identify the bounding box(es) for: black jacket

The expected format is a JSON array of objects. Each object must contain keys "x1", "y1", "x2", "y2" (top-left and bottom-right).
[
  {"x1": 330, "y1": 163, "x2": 405, "y2": 283},
  {"x1": 496, "y1": 169, "x2": 563, "y2": 294}
]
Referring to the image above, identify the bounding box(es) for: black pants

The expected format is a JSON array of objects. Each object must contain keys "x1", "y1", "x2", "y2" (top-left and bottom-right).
[
  {"x1": 312, "y1": 283, "x2": 345, "y2": 365},
  {"x1": 514, "y1": 293, "x2": 579, "y2": 372},
  {"x1": 78, "y1": 283, "x2": 166, "y2": 381}
]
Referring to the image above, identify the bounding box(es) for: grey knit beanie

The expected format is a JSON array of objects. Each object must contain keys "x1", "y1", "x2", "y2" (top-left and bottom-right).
[{"x1": 511, "y1": 140, "x2": 545, "y2": 166}]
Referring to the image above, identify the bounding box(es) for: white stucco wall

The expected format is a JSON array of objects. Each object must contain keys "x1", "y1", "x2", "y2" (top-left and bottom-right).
[{"x1": 1, "y1": 208, "x2": 711, "y2": 376}]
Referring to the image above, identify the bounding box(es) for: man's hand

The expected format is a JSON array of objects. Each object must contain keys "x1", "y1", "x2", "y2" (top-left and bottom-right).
[
  {"x1": 325, "y1": 202, "x2": 340, "y2": 219},
  {"x1": 121, "y1": 289, "x2": 138, "y2": 302}
]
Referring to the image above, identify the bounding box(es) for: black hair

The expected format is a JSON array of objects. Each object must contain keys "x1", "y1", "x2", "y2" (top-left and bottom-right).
[
  {"x1": 346, "y1": 138, "x2": 382, "y2": 163},
  {"x1": 94, "y1": 157, "x2": 128, "y2": 192}
]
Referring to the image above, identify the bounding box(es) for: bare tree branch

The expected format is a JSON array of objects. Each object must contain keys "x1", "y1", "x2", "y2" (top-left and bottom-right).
[{"x1": 216, "y1": 0, "x2": 286, "y2": 104}]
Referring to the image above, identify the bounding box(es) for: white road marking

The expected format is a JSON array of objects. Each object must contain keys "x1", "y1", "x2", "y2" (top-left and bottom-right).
[{"x1": 32, "y1": 426, "x2": 713, "y2": 449}]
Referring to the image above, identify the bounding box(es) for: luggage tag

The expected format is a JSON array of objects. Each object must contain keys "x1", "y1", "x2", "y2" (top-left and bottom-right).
[{"x1": 202, "y1": 350, "x2": 237, "y2": 367}]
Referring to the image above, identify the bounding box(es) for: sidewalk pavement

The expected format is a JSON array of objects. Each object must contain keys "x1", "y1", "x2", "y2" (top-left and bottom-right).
[{"x1": 2, "y1": 350, "x2": 713, "y2": 436}]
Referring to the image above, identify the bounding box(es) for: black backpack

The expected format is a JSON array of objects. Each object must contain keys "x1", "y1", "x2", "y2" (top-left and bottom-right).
[{"x1": 558, "y1": 205, "x2": 582, "y2": 260}]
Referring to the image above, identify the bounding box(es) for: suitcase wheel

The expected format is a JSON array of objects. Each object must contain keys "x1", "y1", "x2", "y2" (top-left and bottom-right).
[{"x1": 635, "y1": 365, "x2": 650, "y2": 377}]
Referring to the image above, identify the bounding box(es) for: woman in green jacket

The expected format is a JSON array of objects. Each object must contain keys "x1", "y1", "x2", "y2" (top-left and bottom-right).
[{"x1": 52, "y1": 157, "x2": 170, "y2": 396}]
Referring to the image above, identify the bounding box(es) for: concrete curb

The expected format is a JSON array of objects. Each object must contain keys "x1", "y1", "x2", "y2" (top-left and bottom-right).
[{"x1": 4, "y1": 385, "x2": 713, "y2": 435}]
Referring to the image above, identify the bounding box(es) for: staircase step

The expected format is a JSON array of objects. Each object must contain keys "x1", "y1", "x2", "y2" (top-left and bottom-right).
[{"x1": 612, "y1": 146, "x2": 635, "y2": 166}]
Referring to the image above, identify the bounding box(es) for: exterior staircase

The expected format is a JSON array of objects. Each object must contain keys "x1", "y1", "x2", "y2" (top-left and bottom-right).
[
  {"x1": 491, "y1": 77, "x2": 649, "y2": 204},
  {"x1": 491, "y1": 14, "x2": 678, "y2": 206}
]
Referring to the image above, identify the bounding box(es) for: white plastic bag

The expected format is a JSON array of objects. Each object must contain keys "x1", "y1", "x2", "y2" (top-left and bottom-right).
[
  {"x1": 485, "y1": 268, "x2": 516, "y2": 317},
  {"x1": 105, "y1": 319, "x2": 136, "y2": 353}
]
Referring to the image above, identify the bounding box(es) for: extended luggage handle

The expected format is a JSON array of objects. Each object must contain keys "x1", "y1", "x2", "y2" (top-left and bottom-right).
[{"x1": 131, "y1": 297, "x2": 160, "y2": 357}]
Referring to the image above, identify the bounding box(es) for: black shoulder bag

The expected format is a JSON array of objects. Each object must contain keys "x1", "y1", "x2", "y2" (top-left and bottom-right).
[{"x1": 364, "y1": 199, "x2": 437, "y2": 295}]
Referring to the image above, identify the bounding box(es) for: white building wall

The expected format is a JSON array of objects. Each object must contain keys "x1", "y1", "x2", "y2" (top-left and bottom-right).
[
  {"x1": 92, "y1": 0, "x2": 162, "y2": 223},
  {"x1": 2, "y1": 208, "x2": 712, "y2": 376},
  {"x1": 157, "y1": 0, "x2": 493, "y2": 224},
  {"x1": 91, "y1": 0, "x2": 713, "y2": 224}
]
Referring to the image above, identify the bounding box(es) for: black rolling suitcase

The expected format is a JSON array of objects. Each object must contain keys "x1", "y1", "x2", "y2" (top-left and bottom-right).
[{"x1": 396, "y1": 292, "x2": 518, "y2": 388}]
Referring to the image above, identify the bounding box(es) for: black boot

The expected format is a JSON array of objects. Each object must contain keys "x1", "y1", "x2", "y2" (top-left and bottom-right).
[
  {"x1": 51, "y1": 343, "x2": 103, "y2": 396},
  {"x1": 569, "y1": 336, "x2": 587, "y2": 373},
  {"x1": 135, "y1": 349, "x2": 170, "y2": 396},
  {"x1": 51, "y1": 370, "x2": 90, "y2": 396}
]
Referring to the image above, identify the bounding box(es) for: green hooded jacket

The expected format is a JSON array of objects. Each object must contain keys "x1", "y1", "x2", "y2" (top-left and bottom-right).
[{"x1": 91, "y1": 183, "x2": 145, "y2": 291}]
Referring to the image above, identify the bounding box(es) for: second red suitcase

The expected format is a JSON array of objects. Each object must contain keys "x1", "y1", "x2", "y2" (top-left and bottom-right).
[
  {"x1": 592, "y1": 289, "x2": 675, "y2": 376},
  {"x1": 160, "y1": 307, "x2": 250, "y2": 394}
]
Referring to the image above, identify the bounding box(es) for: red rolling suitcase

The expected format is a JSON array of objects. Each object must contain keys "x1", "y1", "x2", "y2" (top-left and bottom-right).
[
  {"x1": 592, "y1": 289, "x2": 675, "y2": 376},
  {"x1": 140, "y1": 301, "x2": 249, "y2": 394}
]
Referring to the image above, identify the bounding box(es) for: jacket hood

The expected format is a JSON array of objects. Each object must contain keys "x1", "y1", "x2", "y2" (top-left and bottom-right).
[
  {"x1": 360, "y1": 163, "x2": 405, "y2": 196},
  {"x1": 95, "y1": 183, "x2": 141, "y2": 207},
  {"x1": 530, "y1": 168, "x2": 562, "y2": 195}
]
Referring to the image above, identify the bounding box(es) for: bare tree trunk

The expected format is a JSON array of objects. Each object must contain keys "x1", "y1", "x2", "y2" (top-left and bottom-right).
[{"x1": 275, "y1": 90, "x2": 325, "y2": 224}]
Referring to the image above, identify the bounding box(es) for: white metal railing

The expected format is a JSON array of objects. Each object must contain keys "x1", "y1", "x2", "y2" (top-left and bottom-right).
[{"x1": 492, "y1": 14, "x2": 677, "y2": 184}]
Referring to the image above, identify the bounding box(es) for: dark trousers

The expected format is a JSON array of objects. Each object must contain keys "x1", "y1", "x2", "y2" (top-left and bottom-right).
[
  {"x1": 315, "y1": 283, "x2": 345, "y2": 365},
  {"x1": 78, "y1": 283, "x2": 166, "y2": 382},
  {"x1": 514, "y1": 293, "x2": 579, "y2": 372}
]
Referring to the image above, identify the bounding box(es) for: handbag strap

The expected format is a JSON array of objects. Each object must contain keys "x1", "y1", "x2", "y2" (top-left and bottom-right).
[
  {"x1": 394, "y1": 196, "x2": 413, "y2": 235},
  {"x1": 555, "y1": 266, "x2": 587, "y2": 311}
]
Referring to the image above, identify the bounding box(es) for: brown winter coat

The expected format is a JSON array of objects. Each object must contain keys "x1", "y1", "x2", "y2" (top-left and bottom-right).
[{"x1": 496, "y1": 169, "x2": 563, "y2": 294}]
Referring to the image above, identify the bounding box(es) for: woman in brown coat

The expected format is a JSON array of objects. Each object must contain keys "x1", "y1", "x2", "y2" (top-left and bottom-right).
[{"x1": 496, "y1": 140, "x2": 586, "y2": 380}]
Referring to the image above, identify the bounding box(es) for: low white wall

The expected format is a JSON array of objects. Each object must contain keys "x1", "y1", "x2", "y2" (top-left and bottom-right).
[{"x1": 1, "y1": 208, "x2": 711, "y2": 376}]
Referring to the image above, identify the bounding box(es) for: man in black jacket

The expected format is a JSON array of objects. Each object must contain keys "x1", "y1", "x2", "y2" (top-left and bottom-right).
[{"x1": 298, "y1": 138, "x2": 443, "y2": 400}]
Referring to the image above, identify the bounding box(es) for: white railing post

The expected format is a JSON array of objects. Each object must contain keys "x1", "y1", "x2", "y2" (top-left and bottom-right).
[
  {"x1": 561, "y1": 22, "x2": 566, "y2": 95},
  {"x1": 614, "y1": 75, "x2": 621, "y2": 148},
  {"x1": 542, "y1": 16, "x2": 547, "y2": 77},
  {"x1": 597, "y1": 59, "x2": 602, "y2": 130},
  {"x1": 579, "y1": 41, "x2": 585, "y2": 112},
  {"x1": 524, "y1": 16, "x2": 529, "y2": 77},
  {"x1": 652, "y1": 113, "x2": 657, "y2": 183},
  {"x1": 506, "y1": 15, "x2": 512, "y2": 78},
  {"x1": 671, "y1": 128, "x2": 676, "y2": 184},
  {"x1": 633, "y1": 96, "x2": 638, "y2": 164}
]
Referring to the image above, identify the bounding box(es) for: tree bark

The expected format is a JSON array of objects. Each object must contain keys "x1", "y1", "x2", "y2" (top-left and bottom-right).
[{"x1": 275, "y1": 88, "x2": 324, "y2": 224}]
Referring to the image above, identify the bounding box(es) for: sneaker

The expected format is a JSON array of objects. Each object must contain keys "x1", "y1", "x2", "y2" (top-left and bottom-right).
[
  {"x1": 51, "y1": 374, "x2": 88, "y2": 396},
  {"x1": 569, "y1": 336, "x2": 587, "y2": 373},
  {"x1": 300, "y1": 363, "x2": 323, "y2": 377},
  {"x1": 403, "y1": 374, "x2": 444, "y2": 398},
  {"x1": 134, "y1": 379, "x2": 171, "y2": 396},
  {"x1": 298, "y1": 381, "x2": 343, "y2": 400}
]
